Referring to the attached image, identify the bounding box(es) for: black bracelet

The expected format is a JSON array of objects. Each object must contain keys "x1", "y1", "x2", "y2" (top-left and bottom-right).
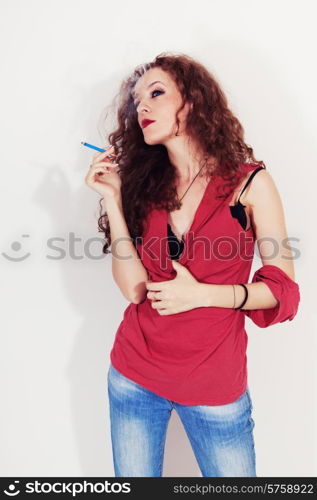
[{"x1": 234, "y1": 284, "x2": 249, "y2": 310}]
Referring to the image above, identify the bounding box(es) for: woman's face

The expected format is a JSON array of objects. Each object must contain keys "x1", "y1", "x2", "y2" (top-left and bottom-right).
[{"x1": 132, "y1": 67, "x2": 191, "y2": 145}]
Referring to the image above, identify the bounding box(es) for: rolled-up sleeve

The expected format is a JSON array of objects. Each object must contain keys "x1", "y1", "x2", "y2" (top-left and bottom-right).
[{"x1": 243, "y1": 264, "x2": 300, "y2": 328}]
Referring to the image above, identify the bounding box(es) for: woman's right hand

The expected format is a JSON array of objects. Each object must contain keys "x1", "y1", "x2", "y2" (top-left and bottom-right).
[{"x1": 84, "y1": 146, "x2": 122, "y2": 202}]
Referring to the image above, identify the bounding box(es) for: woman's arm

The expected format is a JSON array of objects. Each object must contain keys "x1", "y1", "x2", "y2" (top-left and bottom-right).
[
  {"x1": 104, "y1": 197, "x2": 148, "y2": 304},
  {"x1": 201, "y1": 281, "x2": 279, "y2": 310},
  {"x1": 200, "y1": 169, "x2": 300, "y2": 321}
]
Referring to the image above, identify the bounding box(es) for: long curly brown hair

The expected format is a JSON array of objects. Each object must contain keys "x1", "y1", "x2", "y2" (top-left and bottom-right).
[{"x1": 97, "y1": 52, "x2": 265, "y2": 254}]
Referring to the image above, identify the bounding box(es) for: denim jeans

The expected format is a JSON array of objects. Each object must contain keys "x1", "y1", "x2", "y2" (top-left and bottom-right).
[{"x1": 107, "y1": 363, "x2": 256, "y2": 477}]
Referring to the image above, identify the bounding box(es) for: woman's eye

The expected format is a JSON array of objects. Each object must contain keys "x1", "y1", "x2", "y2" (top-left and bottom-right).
[
  {"x1": 151, "y1": 89, "x2": 164, "y2": 99},
  {"x1": 134, "y1": 89, "x2": 164, "y2": 108}
]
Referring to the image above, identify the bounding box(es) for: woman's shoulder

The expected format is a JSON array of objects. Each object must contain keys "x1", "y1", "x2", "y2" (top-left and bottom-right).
[
  {"x1": 240, "y1": 161, "x2": 267, "y2": 174},
  {"x1": 234, "y1": 162, "x2": 269, "y2": 206}
]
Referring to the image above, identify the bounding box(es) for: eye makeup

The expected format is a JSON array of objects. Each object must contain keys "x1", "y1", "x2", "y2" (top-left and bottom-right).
[{"x1": 133, "y1": 89, "x2": 165, "y2": 108}]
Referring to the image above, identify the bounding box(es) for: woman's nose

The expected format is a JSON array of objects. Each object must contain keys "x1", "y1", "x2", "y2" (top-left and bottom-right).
[{"x1": 137, "y1": 101, "x2": 150, "y2": 113}]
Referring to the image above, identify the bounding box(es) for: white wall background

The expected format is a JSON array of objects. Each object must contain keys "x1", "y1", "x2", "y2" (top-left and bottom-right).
[{"x1": 0, "y1": 0, "x2": 316, "y2": 477}]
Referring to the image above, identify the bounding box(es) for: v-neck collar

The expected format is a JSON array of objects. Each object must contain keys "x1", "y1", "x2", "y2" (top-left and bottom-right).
[
  {"x1": 163, "y1": 173, "x2": 222, "y2": 266},
  {"x1": 166, "y1": 175, "x2": 213, "y2": 241}
]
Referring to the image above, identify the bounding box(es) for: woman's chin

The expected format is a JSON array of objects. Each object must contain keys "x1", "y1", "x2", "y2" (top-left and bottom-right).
[
  {"x1": 143, "y1": 131, "x2": 171, "y2": 146},
  {"x1": 143, "y1": 135, "x2": 163, "y2": 146}
]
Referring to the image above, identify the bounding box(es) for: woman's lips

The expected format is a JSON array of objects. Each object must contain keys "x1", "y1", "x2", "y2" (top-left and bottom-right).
[{"x1": 141, "y1": 120, "x2": 156, "y2": 129}]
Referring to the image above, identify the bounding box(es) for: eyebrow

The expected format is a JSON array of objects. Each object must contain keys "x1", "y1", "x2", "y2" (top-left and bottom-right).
[{"x1": 132, "y1": 80, "x2": 166, "y2": 101}]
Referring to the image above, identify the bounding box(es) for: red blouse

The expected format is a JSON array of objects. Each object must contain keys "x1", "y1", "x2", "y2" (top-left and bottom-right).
[{"x1": 109, "y1": 163, "x2": 300, "y2": 405}]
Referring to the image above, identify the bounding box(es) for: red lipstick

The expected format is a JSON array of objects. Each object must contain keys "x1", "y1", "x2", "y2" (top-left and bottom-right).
[{"x1": 141, "y1": 119, "x2": 156, "y2": 129}]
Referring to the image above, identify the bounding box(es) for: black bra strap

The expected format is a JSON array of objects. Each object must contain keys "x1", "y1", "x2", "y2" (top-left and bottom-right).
[{"x1": 237, "y1": 166, "x2": 266, "y2": 203}]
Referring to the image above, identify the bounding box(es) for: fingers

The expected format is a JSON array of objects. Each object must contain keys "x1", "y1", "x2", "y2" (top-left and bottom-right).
[
  {"x1": 93, "y1": 159, "x2": 118, "y2": 166},
  {"x1": 87, "y1": 146, "x2": 119, "y2": 186},
  {"x1": 85, "y1": 159, "x2": 117, "y2": 178},
  {"x1": 88, "y1": 166, "x2": 108, "y2": 177},
  {"x1": 84, "y1": 166, "x2": 106, "y2": 185},
  {"x1": 92, "y1": 148, "x2": 118, "y2": 170},
  {"x1": 86, "y1": 163, "x2": 119, "y2": 183},
  {"x1": 151, "y1": 300, "x2": 168, "y2": 310},
  {"x1": 92, "y1": 145, "x2": 115, "y2": 161},
  {"x1": 147, "y1": 291, "x2": 163, "y2": 300},
  {"x1": 92, "y1": 161, "x2": 119, "y2": 170}
]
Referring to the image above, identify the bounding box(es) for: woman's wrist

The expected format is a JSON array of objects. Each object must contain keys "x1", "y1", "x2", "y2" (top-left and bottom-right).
[
  {"x1": 102, "y1": 194, "x2": 122, "y2": 212},
  {"x1": 197, "y1": 283, "x2": 215, "y2": 308},
  {"x1": 198, "y1": 283, "x2": 246, "y2": 308}
]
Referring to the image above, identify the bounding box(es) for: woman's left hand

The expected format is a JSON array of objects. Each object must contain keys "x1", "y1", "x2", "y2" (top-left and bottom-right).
[{"x1": 145, "y1": 260, "x2": 207, "y2": 315}]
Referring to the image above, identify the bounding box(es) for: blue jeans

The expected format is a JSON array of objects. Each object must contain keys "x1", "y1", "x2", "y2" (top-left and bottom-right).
[{"x1": 107, "y1": 363, "x2": 257, "y2": 477}]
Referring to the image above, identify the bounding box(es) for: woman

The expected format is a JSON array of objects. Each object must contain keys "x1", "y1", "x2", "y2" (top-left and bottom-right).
[{"x1": 85, "y1": 52, "x2": 300, "y2": 477}]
